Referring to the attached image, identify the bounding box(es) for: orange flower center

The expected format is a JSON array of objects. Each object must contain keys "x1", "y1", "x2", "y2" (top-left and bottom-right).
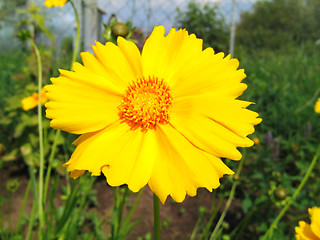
[{"x1": 118, "y1": 76, "x2": 172, "y2": 131}]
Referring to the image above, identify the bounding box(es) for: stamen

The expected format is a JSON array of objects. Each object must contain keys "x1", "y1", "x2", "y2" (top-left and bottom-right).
[{"x1": 118, "y1": 76, "x2": 172, "y2": 131}]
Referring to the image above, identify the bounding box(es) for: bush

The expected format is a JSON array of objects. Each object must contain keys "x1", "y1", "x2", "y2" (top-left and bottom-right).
[
  {"x1": 237, "y1": 0, "x2": 320, "y2": 51},
  {"x1": 175, "y1": 0, "x2": 230, "y2": 52}
]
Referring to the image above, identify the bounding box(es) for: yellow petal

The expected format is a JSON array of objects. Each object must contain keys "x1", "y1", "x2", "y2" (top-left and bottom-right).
[
  {"x1": 148, "y1": 124, "x2": 234, "y2": 204},
  {"x1": 21, "y1": 87, "x2": 47, "y2": 111},
  {"x1": 310, "y1": 207, "x2": 320, "y2": 238},
  {"x1": 45, "y1": 72, "x2": 121, "y2": 134},
  {"x1": 21, "y1": 94, "x2": 38, "y2": 111},
  {"x1": 142, "y1": 26, "x2": 203, "y2": 84},
  {"x1": 44, "y1": 0, "x2": 67, "y2": 7},
  {"x1": 91, "y1": 41, "x2": 138, "y2": 88},
  {"x1": 170, "y1": 112, "x2": 253, "y2": 160},
  {"x1": 315, "y1": 98, "x2": 320, "y2": 113},
  {"x1": 80, "y1": 52, "x2": 121, "y2": 87},
  {"x1": 295, "y1": 221, "x2": 320, "y2": 240},
  {"x1": 66, "y1": 121, "x2": 155, "y2": 193},
  {"x1": 117, "y1": 37, "x2": 143, "y2": 78},
  {"x1": 70, "y1": 170, "x2": 85, "y2": 178},
  {"x1": 169, "y1": 47, "x2": 246, "y2": 98},
  {"x1": 172, "y1": 93, "x2": 262, "y2": 139}
]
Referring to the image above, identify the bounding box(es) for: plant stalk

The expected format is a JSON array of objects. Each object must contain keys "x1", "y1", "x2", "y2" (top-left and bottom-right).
[
  {"x1": 30, "y1": 39, "x2": 44, "y2": 240},
  {"x1": 70, "y1": 0, "x2": 80, "y2": 69},
  {"x1": 153, "y1": 194, "x2": 161, "y2": 240}
]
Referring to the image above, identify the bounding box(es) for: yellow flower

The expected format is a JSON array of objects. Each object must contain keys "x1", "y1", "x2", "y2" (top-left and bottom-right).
[
  {"x1": 295, "y1": 207, "x2": 320, "y2": 240},
  {"x1": 44, "y1": 0, "x2": 67, "y2": 7},
  {"x1": 45, "y1": 26, "x2": 262, "y2": 203},
  {"x1": 21, "y1": 88, "x2": 47, "y2": 111},
  {"x1": 315, "y1": 98, "x2": 320, "y2": 113},
  {"x1": 252, "y1": 137, "x2": 260, "y2": 145}
]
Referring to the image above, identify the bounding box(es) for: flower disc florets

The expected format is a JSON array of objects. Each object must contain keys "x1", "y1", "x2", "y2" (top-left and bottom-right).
[{"x1": 118, "y1": 76, "x2": 172, "y2": 131}]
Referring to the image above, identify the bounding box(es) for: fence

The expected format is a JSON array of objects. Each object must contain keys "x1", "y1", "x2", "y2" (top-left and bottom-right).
[
  {"x1": 73, "y1": 0, "x2": 257, "y2": 54},
  {"x1": 0, "y1": 0, "x2": 257, "y2": 52},
  {"x1": 97, "y1": 0, "x2": 257, "y2": 33}
]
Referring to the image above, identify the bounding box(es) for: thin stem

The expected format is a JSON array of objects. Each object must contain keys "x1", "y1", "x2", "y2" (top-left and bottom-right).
[
  {"x1": 25, "y1": 201, "x2": 37, "y2": 240},
  {"x1": 70, "y1": 0, "x2": 80, "y2": 69},
  {"x1": 43, "y1": 0, "x2": 80, "y2": 204},
  {"x1": 202, "y1": 197, "x2": 224, "y2": 240},
  {"x1": 261, "y1": 144, "x2": 320, "y2": 240},
  {"x1": 16, "y1": 180, "x2": 32, "y2": 232},
  {"x1": 210, "y1": 156, "x2": 246, "y2": 240},
  {"x1": 153, "y1": 194, "x2": 161, "y2": 240},
  {"x1": 30, "y1": 39, "x2": 44, "y2": 240},
  {"x1": 43, "y1": 130, "x2": 61, "y2": 203}
]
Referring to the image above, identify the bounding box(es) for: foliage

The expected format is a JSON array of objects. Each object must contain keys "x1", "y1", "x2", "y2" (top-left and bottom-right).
[
  {"x1": 226, "y1": 42, "x2": 320, "y2": 239},
  {"x1": 237, "y1": 0, "x2": 320, "y2": 51},
  {"x1": 175, "y1": 0, "x2": 230, "y2": 52},
  {"x1": 16, "y1": 4, "x2": 55, "y2": 42},
  {"x1": 0, "y1": 0, "x2": 25, "y2": 24}
]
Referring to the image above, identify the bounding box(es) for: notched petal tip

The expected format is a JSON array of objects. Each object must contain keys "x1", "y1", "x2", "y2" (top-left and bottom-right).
[{"x1": 152, "y1": 25, "x2": 165, "y2": 36}]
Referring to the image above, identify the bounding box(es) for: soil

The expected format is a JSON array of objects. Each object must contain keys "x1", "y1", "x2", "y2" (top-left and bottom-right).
[{"x1": 0, "y1": 164, "x2": 218, "y2": 240}]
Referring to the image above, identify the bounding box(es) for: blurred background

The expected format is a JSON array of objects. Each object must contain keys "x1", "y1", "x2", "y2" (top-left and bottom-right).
[{"x1": 0, "y1": 0, "x2": 319, "y2": 239}]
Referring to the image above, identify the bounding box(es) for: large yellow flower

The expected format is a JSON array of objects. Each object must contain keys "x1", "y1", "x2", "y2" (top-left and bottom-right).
[
  {"x1": 44, "y1": 0, "x2": 67, "y2": 7},
  {"x1": 315, "y1": 98, "x2": 320, "y2": 113},
  {"x1": 21, "y1": 88, "x2": 47, "y2": 111},
  {"x1": 45, "y1": 26, "x2": 262, "y2": 203},
  {"x1": 296, "y1": 207, "x2": 320, "y2": 240}
]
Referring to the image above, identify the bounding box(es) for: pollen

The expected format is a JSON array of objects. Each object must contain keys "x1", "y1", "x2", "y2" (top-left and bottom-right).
[{"x1": 118, "y1": 76, "x2": 172, "y2": 131}]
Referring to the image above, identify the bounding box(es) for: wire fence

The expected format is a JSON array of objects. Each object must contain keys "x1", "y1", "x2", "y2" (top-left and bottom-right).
[
  {"x1": 96, "y1": 0, "x2": 258, "y2": 55},
  {"x1": 0, "y1": 0, "x2": 258, "y2": 51},
  {"x1": 98, "y1": 0, "x2": 258, "y2": 33}
]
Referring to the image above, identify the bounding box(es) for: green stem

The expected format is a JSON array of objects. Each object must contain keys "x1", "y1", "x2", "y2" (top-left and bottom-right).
[
  {"x1": 43, "y1": 130, "x2": 61, "y2": 203},
  {"x1": 202, "y1": 196, "x2": 224, "y2": 240},
  {"x1": 25, "y1": 201, "x2": 37, "y2": 240},
  {"x1": 261, "y1": 144, "x2": 320, "y2": 240},
  {"x1": 153, "y1": 194, "x2": 161, "y2": 240},
  {"x1": 70, "y1": 0, "x2": 80, "y2": 69},
  {"x1": 190, "y1": 213, "x2": 203, "y2": 240},
  {"x1": 16, "y1": 180, "x2": 32, "y2": 232},
  {"x1": 210, "y1": 156, "x2": 245, "y2": 240},
  {"x1": 30, "y1": 39, "x2": 44, "y2": 240}
]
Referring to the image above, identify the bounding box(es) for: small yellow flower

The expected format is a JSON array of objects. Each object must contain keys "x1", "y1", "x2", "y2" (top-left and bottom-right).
[
  {"x1": 295, "y1": 207, "x2": 320, "y2": 240},
  {"x1": 21, "y1": 88, "x2": 47, "y2": 111},
  {"x1": 315, "y1": 98, "x2": 320, "y2": 113},
  {"x1": 45, "y1": 26, "x2": 262, "y2": 203},
  {"x1": 44, "y1": 0, "x2": 68, "y2": 7},
  {"x1": 252, "y1": 137, "x2": 260, "y2": 145}
]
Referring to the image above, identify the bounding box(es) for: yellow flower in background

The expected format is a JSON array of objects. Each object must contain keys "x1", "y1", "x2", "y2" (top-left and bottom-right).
[
  {"x1": 252, "y1": 137, "x2": 260, "y2": 145},
  {"x1": 295, "y1": 207, "x2": 320, "y2": 240},
  {"x1": 45, "y1": 25, "x2": 262, "y2": 203},
  {"x1": 44, "y1": 0, "x2": 67, "y2": 7},
  {"x1": 21, "y1": 88, "x2": 47, "y2": 111},
  {"x1": 315, "y1": 98, "x2": 320, "y2": 113}
]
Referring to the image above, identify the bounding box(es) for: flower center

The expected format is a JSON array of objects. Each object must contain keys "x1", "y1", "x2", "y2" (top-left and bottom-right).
[{"x1": 118, "y1": 76, "x2": 172, "y2": 131}]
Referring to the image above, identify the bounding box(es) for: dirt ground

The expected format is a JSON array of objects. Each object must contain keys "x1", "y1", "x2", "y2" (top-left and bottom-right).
[{"x1": 1, "y1": 164, "x2": 216, "y2": 240}]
